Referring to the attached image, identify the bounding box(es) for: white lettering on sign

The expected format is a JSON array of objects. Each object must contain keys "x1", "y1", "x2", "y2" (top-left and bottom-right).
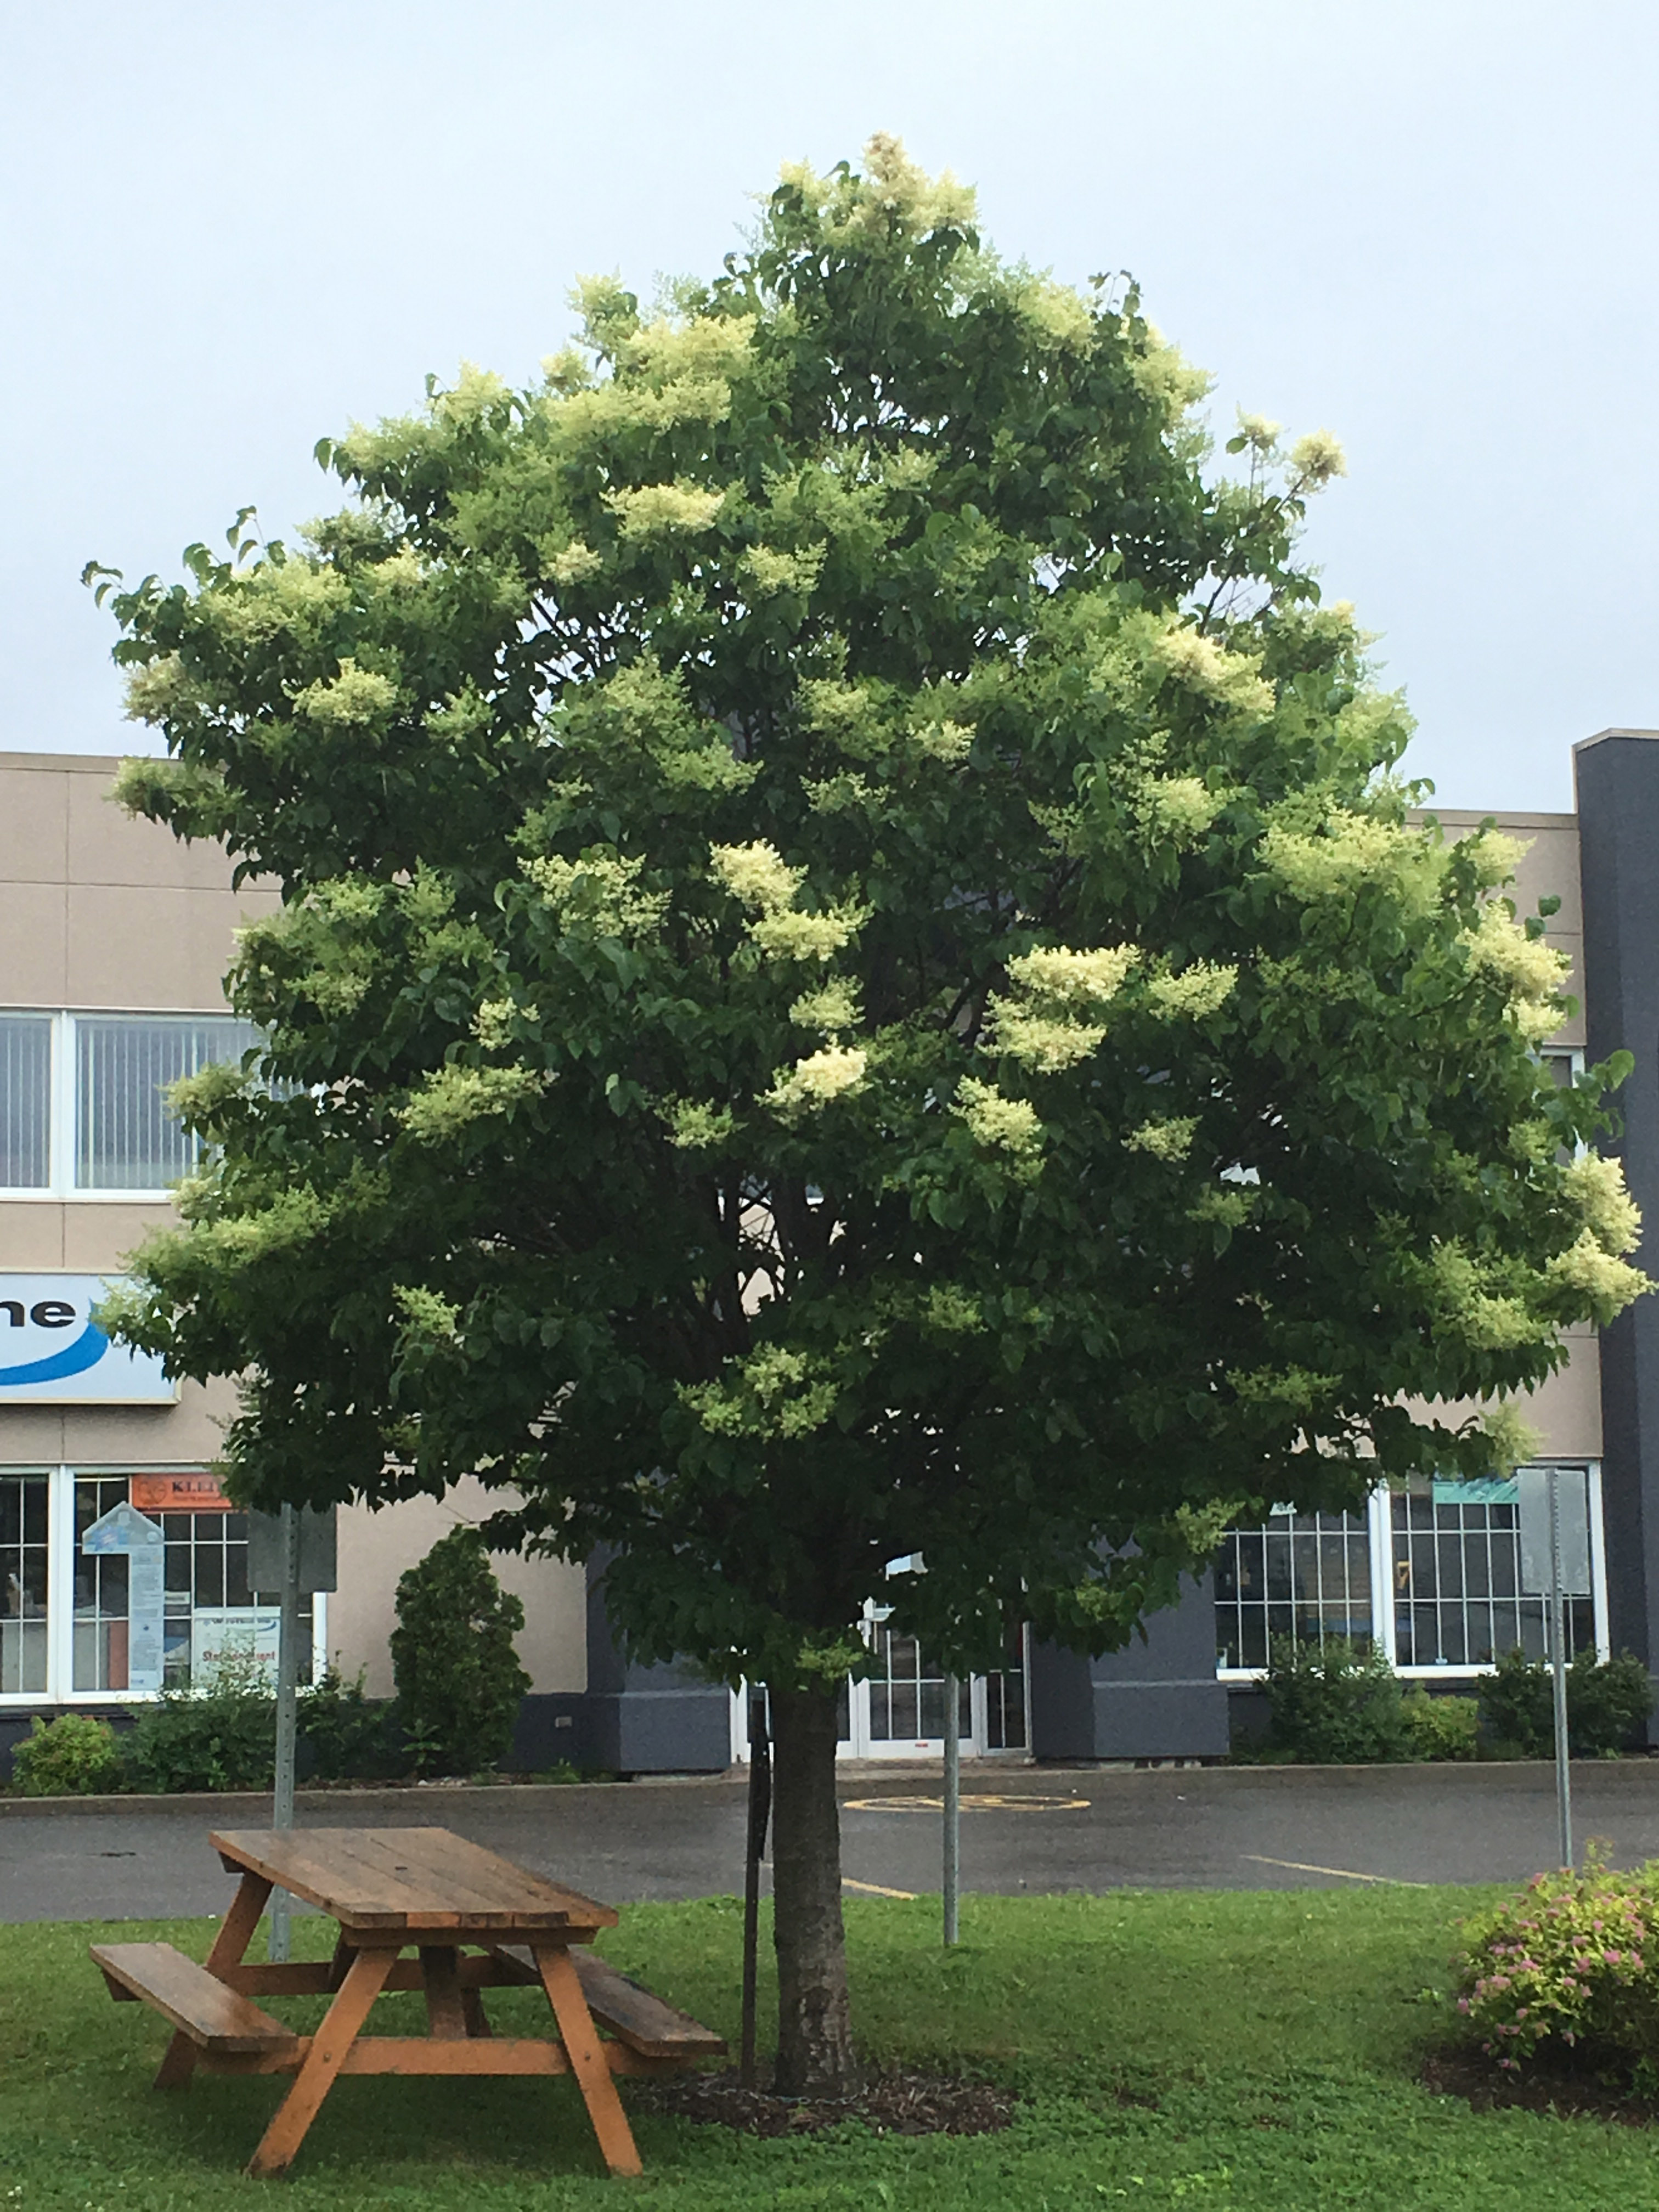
[{"x1": 0, "y1": 1276, "x2": 174, "y2": 1404}]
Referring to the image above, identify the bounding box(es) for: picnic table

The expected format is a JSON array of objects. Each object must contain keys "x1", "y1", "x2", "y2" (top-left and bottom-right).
[{"x1": 89, "y1": 1826, "x2": 724, "y2": 2179}]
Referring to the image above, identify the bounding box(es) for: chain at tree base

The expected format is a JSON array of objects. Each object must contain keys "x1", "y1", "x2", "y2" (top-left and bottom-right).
[{"x1": 769, "y1": 1681, "x2": 860, "y2": 2097}]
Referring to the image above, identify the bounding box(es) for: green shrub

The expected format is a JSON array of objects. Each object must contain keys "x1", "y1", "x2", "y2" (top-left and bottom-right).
[
  {"x1": 1456, "y1": 1853, "x2": 1659, "y2": 2074},
  {"x1": 297, "y1": 1665, "x2": 403, "y2": 1782},
  {"x1": 1262, "y1": 1636, "x2": 1419, "y2": 1763},
  {"x1": 1479, "y1": 1645, "x2": 1655, "y2": 1758},
  {"x1": 10, "y1": 1713, "x2": 125, "y2": 1796},
  {"x1": 1400, "y1": 1688, "x2": 1481, "y2": 1761},
  {"x1": 390, "y1": 1525, "x2": 530, "y2": 1777},
  {"x1": 124, "y1": 1653, "x2": 275, "y2": 1792}
]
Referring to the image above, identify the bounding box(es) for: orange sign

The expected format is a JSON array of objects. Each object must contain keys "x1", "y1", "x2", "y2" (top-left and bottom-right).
[{"x1": 129, "y1": 1471, "x2": 234, "y2": 1514}]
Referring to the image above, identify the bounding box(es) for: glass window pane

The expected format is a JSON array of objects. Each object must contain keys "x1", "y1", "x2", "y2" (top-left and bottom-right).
[
  {"x1": 1, "y1": 1474, "x2": 49, "y2": 1694},
  {"x1": 74, "y1": 1475, "x2": 135, "y2": 1691},
  {"x1": 75, "y1": 1017, "x2": 260, "y2": 1190},
  {"x1": 0, "y1": 1016, "x2": 50, "y2": 1188},
  {"x1": 1215, "y1": 1506, "x2": 1373, "y2": 1667}
]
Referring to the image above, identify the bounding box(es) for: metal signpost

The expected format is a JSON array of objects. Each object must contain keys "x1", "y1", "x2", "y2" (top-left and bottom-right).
[
  {"x1": 246, "y1": 1505, "x2": 338, "y2": 1962},
  {"x1": 942, "y1": 1672, "x2": 961, "y2": 1946},
  {"x1": 1517, "y1": 1466, "x2": 1592, "y2": 1870}
]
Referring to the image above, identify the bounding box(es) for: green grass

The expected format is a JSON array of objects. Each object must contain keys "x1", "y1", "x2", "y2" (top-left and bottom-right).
[{"x1": 4, "y1": 1888, "x2": 1657, "y2": 2209}]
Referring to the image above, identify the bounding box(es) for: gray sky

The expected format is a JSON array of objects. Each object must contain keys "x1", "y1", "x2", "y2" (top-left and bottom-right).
[{"x1": 4, "y1": 0, "x2": 1654, "y2": 809}]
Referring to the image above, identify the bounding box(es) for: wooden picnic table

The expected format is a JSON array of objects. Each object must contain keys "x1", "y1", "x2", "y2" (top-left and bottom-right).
[{"x1": 89, "y1": 1826, "x2": 724, "y2": 2179}]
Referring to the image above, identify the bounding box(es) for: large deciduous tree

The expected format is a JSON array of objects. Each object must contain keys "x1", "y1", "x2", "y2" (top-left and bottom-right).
[{"x1": 97, "y1": 138, "x2": 1646, "y2": 2092}]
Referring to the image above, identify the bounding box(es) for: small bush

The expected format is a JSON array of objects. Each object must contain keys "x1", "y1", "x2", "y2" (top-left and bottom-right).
[
  {"x1": 1261, "y1": 1637, "x2": 1419, "y2": 1763},
  {"x1": 297, "y1": 1666, "x2": 403, "y2": 1782},
  {"x1": 10, "y1": 1713, "x2": 125, "y2": 1796},
  {"x1": 124, "y1": 1654, "x2": 275, "y2": 1792},
  {"x1": 390, "y1": 1525, "x2": 530, "y2": 1777},
  {"x1": 1401, "y1": 1688, "x2": 1481, "y2": 1762},
  {"x1": 1479, "y1": 1645, "x2": 1655, "y2": 1758},
  {"x1": 1456, "y1": 1853, "x2": 1659, "y2": 2075}
]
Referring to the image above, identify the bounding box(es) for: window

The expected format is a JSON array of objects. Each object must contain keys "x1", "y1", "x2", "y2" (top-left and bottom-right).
[
  {"x1": 0, "y1": 1012, "x2": 261, "y2": 1196},
  {"x1": 60, "y1": 1477, "x2": 320, "y2": 1699},
  {"x1": 1215, "y1": 1507, "x2": 1373, "y2": 1670},
  {"x1": 1216, "y1": 1469, "x2": 1605, "y2": 1676},
  {"x1": 1, "y1": 1475, "x2": 48, "y2": 1694},
  {"x1": 1392, "y1": 1472, "x2": 1596, "y2": 1668},
  {"x1": 0, "y1": 1017, "x2": 50, "y2": 1188}
]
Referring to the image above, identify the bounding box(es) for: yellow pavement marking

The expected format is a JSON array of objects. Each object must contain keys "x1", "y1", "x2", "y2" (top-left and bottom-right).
[
  {"x1": 841, "y1": 1793, "x2": 1090, "y2": 1813},
  {"x1": 842, "y1": 1876, "x2": 917, "y2": 1899},
  {"x1": 1244, "y1": 1853, "x2": 1429, "y2": 1888}
]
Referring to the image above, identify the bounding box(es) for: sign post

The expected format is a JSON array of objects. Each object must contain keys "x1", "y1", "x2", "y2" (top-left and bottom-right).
[
  {"x1": 268, "y1": 1505, "x2": 301, "y2": 1963},
  {"x1": 81, "y1": 1502, "x2": 165, "y2": 1692},
  {"x1": 942, "y1": 1672, "x2": 961, "y2": 1946},
  {"x1": 244, "y1": 1505, "x2": 337, "y2": 1962},
  {"x1": 1517, "y1": 1466, "x2": 1590, "y2": 1870}
]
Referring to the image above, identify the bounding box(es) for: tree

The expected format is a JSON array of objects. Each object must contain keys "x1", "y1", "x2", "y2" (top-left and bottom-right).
[
  {"x1": 95, "y1": 137, "x2": 1647, "y2": 2093},
  {"x1": 389, "y1": 1523, "x2": 531, "y2": 1775}
]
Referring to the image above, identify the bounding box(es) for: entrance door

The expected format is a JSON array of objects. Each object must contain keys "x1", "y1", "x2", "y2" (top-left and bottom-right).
[{"x1": 729, "y1": 1617, "x2": 1030, "y2": 1761}]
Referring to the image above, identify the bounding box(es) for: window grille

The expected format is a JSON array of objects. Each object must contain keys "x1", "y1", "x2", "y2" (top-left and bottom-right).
[
  {"x1": 0, "y1": 1016, "x2": 50, "y2": 1188},
  {"x1": 1215, "y1": 1508, "x2": 1373, "y2": 1669},
  {"x1": 1391, "y1": 1475, "x2": 1596, "y2": 1667},
  {"x1": 75, "y1": 1016, "x2": 261, "y2": 1190}
]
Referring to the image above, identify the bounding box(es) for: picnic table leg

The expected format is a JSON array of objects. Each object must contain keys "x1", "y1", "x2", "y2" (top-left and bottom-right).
[
  {"x1": 247, "y1": 1943, "x2": 396, "y2": 2178},
  {"x1": 155, "y1": 1871, "x2": 274, "y2": 2092},
  {"x1": 533, "y1": 1944, "x2": 642, "y2": 2180},
  {"x1": 418, "y1": 1946, "x2": 468, "y2": 2039}
]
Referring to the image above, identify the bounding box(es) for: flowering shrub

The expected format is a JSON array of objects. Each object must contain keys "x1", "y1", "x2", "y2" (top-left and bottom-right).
[{"x1": 1455, "y1": 1854, "x2": 1659, "y2": 2073}]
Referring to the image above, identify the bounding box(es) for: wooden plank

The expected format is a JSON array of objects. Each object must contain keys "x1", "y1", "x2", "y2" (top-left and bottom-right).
[
  {"x1": 212, "y1": 1828, "x2": 614, "y2": 1933},
  {"x1": 198, "y1": 2037, "x2": 692, "y2": 2081},
  {"x1": 533, "y1": 1944, "x2": 643, "y2": 2179},
  {"x1": 338, "y1": 2036, "x2": 569, "y2": 2076},
  {"x1": 246, "y1": 1944, "x2": 395, "y2": 2177},
  {"x1": 89, "y1": 1944, "x2": 297, "y2": 2056},
  {"x1": 572, "y1": 1952, "x2": 727, "y2": 2059}
]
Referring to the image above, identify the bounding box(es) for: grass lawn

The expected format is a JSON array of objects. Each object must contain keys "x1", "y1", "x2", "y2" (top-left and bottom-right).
[{"x1": 4, "y1": 1887, "x2": 1657, "y2": 2210}]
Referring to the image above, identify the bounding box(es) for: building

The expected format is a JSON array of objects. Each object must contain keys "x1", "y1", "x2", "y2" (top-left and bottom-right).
[{"x1": 1, "y1": 738, "x2": 1654, "y2": 1774}]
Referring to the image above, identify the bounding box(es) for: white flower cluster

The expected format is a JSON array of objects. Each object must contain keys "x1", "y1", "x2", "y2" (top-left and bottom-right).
[
  {"x1": 522, "y1": 850, "x2": 669, "y2": 938},
  {"x1": 602, "y1": 481, "x2": 725, "y2": 540},
  {"x1": 1462, "y1": 902, "x2": 1571, "y2": 1045},
  {"x1": 398, "y1": 1064, "x2": 543, "y2": 1143},
  {"x1": 709, "y1": 839, "x2": 864, "y2": 963},
  {"x1": 293, "y1": 657, "x2": 398, "y2": 727},
  {"x1": 765, "y1": 1045, "x2": 869, "y2": 1121},
  {"x1": 1153, "y1": 627, "x2": 1275, "y2": 721},
  {"x1": 952, "y1": 1077, "x2": 1043, "y2": 1157},
  {"x1": 987, "y1": 943, "x2": 1139, "y2": 1072},
  {"x1": 1125, "y1": 1115, "x2": 1199, "y2": 1161}
]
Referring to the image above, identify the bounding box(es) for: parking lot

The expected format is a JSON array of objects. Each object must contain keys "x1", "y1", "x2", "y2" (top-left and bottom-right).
[{"x1": 7, "y1": 1758, "x2": 1659, "y2": 1922}]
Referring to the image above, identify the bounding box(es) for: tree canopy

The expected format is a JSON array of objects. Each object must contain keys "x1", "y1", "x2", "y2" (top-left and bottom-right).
[{"x1": 96, "y1": 136, "x2": 1647, "y2": 2090}]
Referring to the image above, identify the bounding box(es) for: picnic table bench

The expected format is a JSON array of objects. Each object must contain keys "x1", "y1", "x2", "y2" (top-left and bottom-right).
[{"x1": 89, "y1": 1827, "x2": 724, "y2": 2179}]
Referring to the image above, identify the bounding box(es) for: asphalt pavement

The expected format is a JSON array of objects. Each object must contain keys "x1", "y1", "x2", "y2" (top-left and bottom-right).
[{"x1": 7, "y1": 1759, "x2": 1659, "y2": 1922}]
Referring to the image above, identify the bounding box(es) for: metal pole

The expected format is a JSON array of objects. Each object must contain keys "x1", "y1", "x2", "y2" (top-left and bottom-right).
[
  {"x1": 1549, "y1": 1468, "x2": 1573, "y2": 1869},
  {"x1": 269, "y1": 1503, "x2": 300, "y2": 1962},
  {"x1": 943, "y1": 1671, "x2": 961, "y2": 1946}
]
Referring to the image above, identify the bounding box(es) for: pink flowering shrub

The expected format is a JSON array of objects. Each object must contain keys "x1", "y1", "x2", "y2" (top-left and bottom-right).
[{"x1": 1455, "y1": 1853, "x2": 1659, "y2": 2074}]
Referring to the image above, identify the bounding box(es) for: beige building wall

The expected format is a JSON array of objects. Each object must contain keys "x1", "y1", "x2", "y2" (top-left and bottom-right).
[
  {"x1": 1408, "y1": 807, "x2": 1599, "y2": 1460},
  {"x1": 0, "y1": 751, "x2": 586, "y2": 1701}
]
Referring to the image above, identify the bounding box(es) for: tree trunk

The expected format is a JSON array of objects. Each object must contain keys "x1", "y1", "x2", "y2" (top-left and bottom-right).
[{"x1": 769, "y1": 1680, "x2": 860, "y2": 2096}]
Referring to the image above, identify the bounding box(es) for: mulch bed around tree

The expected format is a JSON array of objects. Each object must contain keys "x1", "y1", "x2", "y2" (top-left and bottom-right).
[
  {"x1": 630, "y1": 2066, "x2": 1016, "y2": 2137},
  {"x1": 1424, "y1": 2044, "x2": 1659, "y2": 2128}
]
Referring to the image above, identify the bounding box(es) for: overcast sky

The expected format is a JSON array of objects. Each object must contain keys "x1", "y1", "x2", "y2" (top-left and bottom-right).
[{"x1": 3, "y1": 1, "x2": 1654, "y2": 809}]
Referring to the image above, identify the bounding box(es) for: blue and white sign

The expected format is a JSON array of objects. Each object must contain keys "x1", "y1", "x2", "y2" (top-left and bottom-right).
[
  {"x1": 82, "y1": 1499, "x2": 166, "y2": 1691},
  {"x1": 0, "y1": 1275, "x2": 174, "y2": 1404}
]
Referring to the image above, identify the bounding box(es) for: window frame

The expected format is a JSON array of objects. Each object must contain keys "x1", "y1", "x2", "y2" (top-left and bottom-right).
[
  {"x1": 0, "y1": 1465, "x2": 328, "y2": 1707},
  {"x1": 1215, "y1": 1465, "x2": 1608, "y2": 1683},
  {"x1": 0, "y1": 1009, "x2": 261, "y2": 1202}
]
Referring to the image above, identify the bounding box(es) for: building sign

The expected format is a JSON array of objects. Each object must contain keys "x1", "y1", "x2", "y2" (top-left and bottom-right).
[
  {"x1": 0, "y1": 1275, "x2": 174, "y2": 1405},
  {"x1": 129, "y1": 1471, "x2": 232, "y2": 1513},
  {"x1": 192, "y1": 1606, "x2": 281, "y2": 1688}
]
